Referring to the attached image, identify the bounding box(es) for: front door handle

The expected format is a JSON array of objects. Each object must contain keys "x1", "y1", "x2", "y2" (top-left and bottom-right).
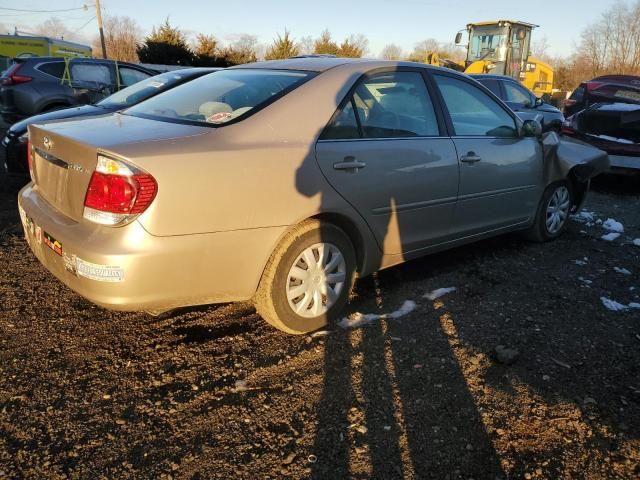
[
  {"x1": 333, "y1": 156, "x2": 367, "y2": 171},
  {"x1": 460, "y1": 152, "x2": 481, "y2": 163}
]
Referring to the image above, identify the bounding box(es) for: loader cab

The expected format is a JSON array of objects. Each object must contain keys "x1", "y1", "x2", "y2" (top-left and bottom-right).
[{"x1": 460, "y1": 20, "x2": 535, "y2": 81}]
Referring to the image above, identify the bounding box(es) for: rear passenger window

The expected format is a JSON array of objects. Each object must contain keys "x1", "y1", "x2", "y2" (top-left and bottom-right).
[
  {"x1": 71, "y1": 63, "x2": 112, "y2": 86},
  {"x1": 433, "y1": 74, "x2": 517, "y2": 138},
  {"x1": 119, "y1": 67, "x2": 151, "y2": 87},
  {"x1": 38, "y1": 62, "x2": 65, "y2": 79},
  {"x1": 321, "y1": 71, "x2": 439, "y2": 140},
  {"x1": 478, "y1": 79, "x2": 502, "y2": 97},
  {"x1": 320, "y1": 99, "x2": 360, "y2": 140}
]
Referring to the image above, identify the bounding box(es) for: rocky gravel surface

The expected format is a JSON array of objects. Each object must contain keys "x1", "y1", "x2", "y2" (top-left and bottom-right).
[{"x1": 1, "y1": 176, "x2": 639, "y2": 479}]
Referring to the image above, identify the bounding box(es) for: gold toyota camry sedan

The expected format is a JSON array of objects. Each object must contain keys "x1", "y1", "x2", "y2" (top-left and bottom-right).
[{"x1": 19, "y1": 58, "x2": 608, "y2": 333}]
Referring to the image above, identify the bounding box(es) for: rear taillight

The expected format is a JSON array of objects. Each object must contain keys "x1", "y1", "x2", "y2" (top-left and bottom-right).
[
  {"x1": 83, "y1": 156, "x2": 157, "y2": 226},
  {"x1": 1, "y1": 63, "x2": 32, "y2": 86}
]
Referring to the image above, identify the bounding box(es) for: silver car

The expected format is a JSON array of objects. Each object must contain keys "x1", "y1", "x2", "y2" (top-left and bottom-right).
[{"x1": 19, "y1": 58, "x2": 609, "y2": 334}]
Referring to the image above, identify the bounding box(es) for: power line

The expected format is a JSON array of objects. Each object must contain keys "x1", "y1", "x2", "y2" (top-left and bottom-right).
[{"x1": 0, "y1": 5, "x2": 94, "y2": 13}]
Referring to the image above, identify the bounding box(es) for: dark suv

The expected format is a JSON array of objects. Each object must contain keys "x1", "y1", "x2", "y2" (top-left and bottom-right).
[
  {"x1": 564, "y1": 75, "x2": 640, "y2": 117},
  {"x1": 0, "y1": 57, "x2": 157, "y2": 123},
  {"x1": 471, "y1": 74, "x2": 564, "y2": 131}
]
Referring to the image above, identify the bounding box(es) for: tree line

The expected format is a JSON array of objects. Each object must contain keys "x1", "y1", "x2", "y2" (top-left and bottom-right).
[{"x1": 7, "y1": 1, "x2": 640, "y2": 91}]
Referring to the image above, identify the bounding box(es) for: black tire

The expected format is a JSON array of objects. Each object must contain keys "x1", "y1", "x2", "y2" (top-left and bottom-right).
[
  {"x1": 255, "y1": 219, "x2": 356, "y2": 334},
  {"x1": 525, "y1": 180, "x2": 573, "y2": 242}
]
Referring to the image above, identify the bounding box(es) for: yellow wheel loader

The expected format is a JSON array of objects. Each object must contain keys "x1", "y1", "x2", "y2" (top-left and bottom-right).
[{"x1": 454, "y1": 20, "x2": 554, "y2": 96}]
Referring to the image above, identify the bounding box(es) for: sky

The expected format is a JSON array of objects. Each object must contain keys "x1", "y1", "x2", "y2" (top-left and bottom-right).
[{"x1": 0, "y1": 0, "x2": 611, "y2": 58}]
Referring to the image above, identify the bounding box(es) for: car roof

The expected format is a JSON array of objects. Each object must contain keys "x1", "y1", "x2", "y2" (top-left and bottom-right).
[
  {"x1": 590, "y1": 75, "x2": 640, "y2": 87},
  {"x1": 231, "y1": 57, "x2": 470, "y2": 77},
  {"x1": 469, "y1": 74, "x2": 517, "y2": 82}
]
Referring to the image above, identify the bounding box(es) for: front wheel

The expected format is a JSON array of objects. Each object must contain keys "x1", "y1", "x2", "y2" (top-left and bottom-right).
[
  {"x1": 525, "y1": 181, "x2": 573, "y2": 242},
  {"x1": 255, "y1": 220, "x2": 356, "y2": 334}
]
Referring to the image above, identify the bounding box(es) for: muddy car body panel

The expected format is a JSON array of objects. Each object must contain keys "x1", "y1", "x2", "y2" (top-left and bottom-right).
[{"x1": 18, "y1": 59, "x2": 609, "y2": 320}]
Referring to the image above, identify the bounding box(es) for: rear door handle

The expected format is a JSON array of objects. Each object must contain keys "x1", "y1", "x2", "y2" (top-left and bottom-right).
[
  {"x1": 460, "y1": 152, "x2": 481, "y2": 163},
  {"x1": 333, "y1": 156, "x2": 367, "y2": 171}
]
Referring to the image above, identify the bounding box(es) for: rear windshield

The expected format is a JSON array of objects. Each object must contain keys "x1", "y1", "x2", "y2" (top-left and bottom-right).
[
  {"x1": 124, "y1": 69, "x2": 314, "y2": 126},
  {"x1": 98, "y1": 70, "x2": 200, "y2": 109}
]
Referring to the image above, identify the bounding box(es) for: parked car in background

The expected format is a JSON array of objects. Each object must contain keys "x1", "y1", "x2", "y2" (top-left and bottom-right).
[
  {"x1": 0, "y1": 57, "x2": 157, "y2": 123},
  {"x1": 471, "y1": 74, "x2": 564, "y2": 131},
  {"x1": 19, "y1": 58, "x2": 608, "y2": 334},
  {"x1": 562, "y1": 102, "x2": 640, "y2": 174},
  {"x1": 2, "y1": 68, "x2": 219, "y2": 179},
  {"x1": 563, "y1": 75, "x2": 640, "y2": 117}
]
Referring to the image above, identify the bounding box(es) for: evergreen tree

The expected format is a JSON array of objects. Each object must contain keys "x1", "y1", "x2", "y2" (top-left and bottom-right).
[
  {"x1": 265, "y1": 30, "x2": 299, "y2": 60},
  {"x1": 136, "y1": 18, "x2": 193, "y2": 65},
  {"x1": 313, "y1": 29, "x2": 339, "y2": 55}
]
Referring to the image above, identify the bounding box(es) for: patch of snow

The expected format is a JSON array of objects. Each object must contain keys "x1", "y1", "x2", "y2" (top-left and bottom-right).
[
  {"x1": 311, "y1": 330, "x2": 331, "y2": 338},
  {"x1": 578, "y1": 277, "x2": 593, "y2": 285},
  {"x1": 338, "y1": 300, "x2": 417, "y2": 329},
  {"x1": 424, "y1": 287, "x2": 457, "y2": 300},
  {"x1": 601, "y1": 297, "x2": 629, "y2": 312},
  {"x1": 614, "y1": 267, "x2": 632, "y2": 275},
  {"x1": 633, "y1": 238, "x2": 640, "y2": 247},
  {"x1": 602, "y1": 218, "x2": 624, "y2": 233},
  {"x1": 572, "y1": 211, "x2": 596, "y2": 223},
  {"x1": 574, "y1": 260, "x2": 588, "y2": 266},
  {"x1": 601, "y1": 297, "x2": 640, "y2": 312},
  {"x1": 601, "y1": 232, "x2": 621, "y2": 242},
  {"x1": 596, "y1": 219, "x2": 603, "y2": 225}
]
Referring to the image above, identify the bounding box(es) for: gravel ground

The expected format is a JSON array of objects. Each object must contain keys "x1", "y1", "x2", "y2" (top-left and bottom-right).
[{"x1": 1, "y1": 174, "x2": 639, "y2": 479}]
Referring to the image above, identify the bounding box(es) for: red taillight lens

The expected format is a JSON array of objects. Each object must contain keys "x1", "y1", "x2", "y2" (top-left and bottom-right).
[
  {"x1": 1, "y1": 63, "x2": 32, "y2": 85},
  {"x1": 83, "y1": 156, "x2": 157, "y2": 225},
  {"x1": 85, "y1": 172, "x2": 136, "y2": 213}
]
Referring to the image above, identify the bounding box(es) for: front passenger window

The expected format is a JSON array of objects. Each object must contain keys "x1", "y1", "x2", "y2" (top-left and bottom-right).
[
  {"x1": 321, "y1": 71, "x2": 439, "y2": 140},
  {"x1": 433, "y1": 74, "x2": 517, "y2": 138},
  {"x1": 504, "y1": 82, "x2": 533, "y2": 106}
]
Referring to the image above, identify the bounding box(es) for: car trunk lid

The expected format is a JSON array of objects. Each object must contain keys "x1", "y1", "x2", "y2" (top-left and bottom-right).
[{"x1": 28, "y1": 114, "x2": 210, "y2": 222}]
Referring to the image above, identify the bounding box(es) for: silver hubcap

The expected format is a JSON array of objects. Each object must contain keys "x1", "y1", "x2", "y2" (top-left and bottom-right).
[
  {"x1": 286, "y1": 243, "x2": 346, "y2": 318},
  {"x1": 546, "y1": 186, "x2": 570, "y2": 234}
]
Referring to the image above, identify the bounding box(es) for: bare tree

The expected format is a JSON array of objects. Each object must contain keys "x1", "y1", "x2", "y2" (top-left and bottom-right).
[
  {"x1": 531, "y1": 36, "x2": 551, "y2": 62},
  {"x1": 577, "y1": 0, "x2": 640, "y2": 76},
  {"x1": 380, "y1": 43, "x2": 403, "y2": 60},
  {"x1": 35, "y1": 17, "x2": 74, "y2": 40},
  {"x1": 298, "y1": 35, "x2": 314, "y2": 55},
  {"x1": 94, "y1": 15, "x2": 142, "y2": 62}
]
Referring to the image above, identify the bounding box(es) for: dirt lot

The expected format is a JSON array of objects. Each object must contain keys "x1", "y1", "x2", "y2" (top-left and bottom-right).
[{"x1": 1, "y1": 174, "x2": 639, "y2": 479}]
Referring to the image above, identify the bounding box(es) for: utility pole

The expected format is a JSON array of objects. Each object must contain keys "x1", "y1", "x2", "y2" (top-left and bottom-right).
[{"x1": 95, "y1": 0, "x2": 107, "y2": 59}]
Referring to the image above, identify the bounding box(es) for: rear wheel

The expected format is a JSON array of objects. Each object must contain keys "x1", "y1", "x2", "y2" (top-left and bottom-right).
[
  {"x1": 255, "y1": 220, "x2": 356, "y2": 334},
  {"x1": 525, "y1": 180, "x2": 573, "y2": 242}
]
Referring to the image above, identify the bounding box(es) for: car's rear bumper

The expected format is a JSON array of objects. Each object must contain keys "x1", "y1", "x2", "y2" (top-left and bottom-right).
[{"x1": 18, "y1": 184, "x2": 286, "y2": 313}]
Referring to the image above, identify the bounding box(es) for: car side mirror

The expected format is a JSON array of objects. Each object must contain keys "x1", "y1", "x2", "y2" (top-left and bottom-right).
[
  {"x1": 534, "y1": 97, "x2": 544, "y2": 107},
  {"x1": 521, "y1": 119, "x2": 542, "y2": 138},
  {"x1": 455, "y1": 32, "x2": 462, "y2": 44}
]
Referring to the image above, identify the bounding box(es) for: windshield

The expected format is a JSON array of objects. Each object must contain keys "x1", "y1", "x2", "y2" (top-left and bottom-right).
[
  {"x1": 97, "y1": 70, "x2": 202, "y2": 108},
  {"x1": 467, "y1": 25, "x2": 509, "y2": 63},
  {"x1": 124, "y1": 69, "x2": 314, "y2": 126}
]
